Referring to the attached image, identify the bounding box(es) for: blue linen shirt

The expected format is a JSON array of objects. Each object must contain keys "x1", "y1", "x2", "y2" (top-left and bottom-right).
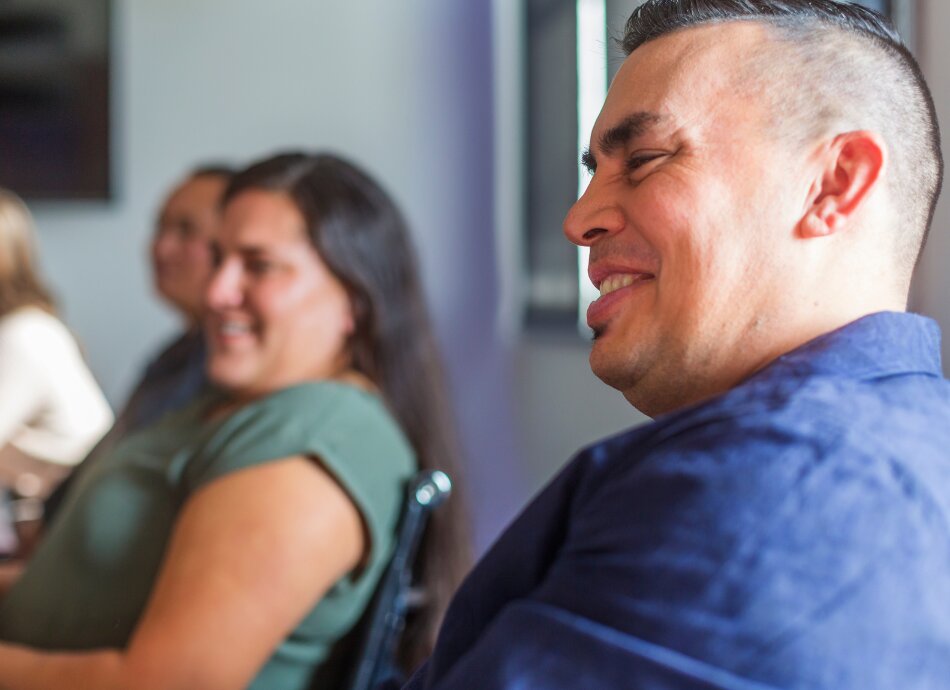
[{"x1": 406, "y1": 312, "x2": 950, "y2": 689}]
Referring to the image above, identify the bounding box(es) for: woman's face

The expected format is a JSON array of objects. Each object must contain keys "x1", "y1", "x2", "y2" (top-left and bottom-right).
[
  {"x1": 152, "y1": 175, "x2": 227, "y2": 322},
  {"x1": 205, "y1": 189, "x2": 354, "y2": 399}
]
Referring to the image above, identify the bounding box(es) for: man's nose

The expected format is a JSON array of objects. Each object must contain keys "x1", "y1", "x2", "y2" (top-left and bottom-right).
[{"x1": 563, "y1": 177, "x2": 625, "y2": 247}]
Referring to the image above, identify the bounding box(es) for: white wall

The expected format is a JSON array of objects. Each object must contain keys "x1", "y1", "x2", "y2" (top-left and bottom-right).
[{"x1": 28, "y1": 0, "x2": 526, "y2": 550}]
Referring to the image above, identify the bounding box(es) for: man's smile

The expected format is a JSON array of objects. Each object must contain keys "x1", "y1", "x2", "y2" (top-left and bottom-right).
[{"x1": 586, "y1": 270, "x2": 655, "y2": 329}]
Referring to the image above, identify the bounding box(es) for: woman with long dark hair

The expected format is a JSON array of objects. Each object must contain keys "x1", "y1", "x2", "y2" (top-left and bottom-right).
[{"x1": 0, "y1": 154, "x2": 469, "y2": 689}]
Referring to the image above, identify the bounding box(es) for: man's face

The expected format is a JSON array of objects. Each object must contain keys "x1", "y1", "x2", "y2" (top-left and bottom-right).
[
  {"x1": 564, "y1": 24, "x2": 809, "y2": 416},
  {"x1": 152, "y1": 174, "x2": 228, "y2": 322}
]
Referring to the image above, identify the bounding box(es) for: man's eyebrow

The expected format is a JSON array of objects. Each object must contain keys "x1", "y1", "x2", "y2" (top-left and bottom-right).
[
  {"x1": 581, "y1": 111, "x2": 666, "y2": 174},
  {"x1": 599, "y1": 112, "x2": 664, "y2": 154}
]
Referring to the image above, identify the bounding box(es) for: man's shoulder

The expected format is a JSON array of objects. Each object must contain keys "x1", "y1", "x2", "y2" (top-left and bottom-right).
[{"x1": 540, "y1": 368, "x2": 950, "y2": 687}]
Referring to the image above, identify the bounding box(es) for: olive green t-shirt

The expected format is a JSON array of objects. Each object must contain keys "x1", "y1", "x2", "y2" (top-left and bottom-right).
[{"x1": 0, "y1": 382, "x2": 416, "y2": 690}]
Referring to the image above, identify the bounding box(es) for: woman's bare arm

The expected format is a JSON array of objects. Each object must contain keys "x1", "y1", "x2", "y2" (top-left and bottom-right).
[{"x1": 0, "y1": 455, "x2": 363, "y2": 690}]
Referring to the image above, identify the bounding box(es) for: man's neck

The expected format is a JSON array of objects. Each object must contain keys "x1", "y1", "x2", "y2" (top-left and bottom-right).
[{"x1": 629, "y1": 300, "x2": 907, "y2": 418}]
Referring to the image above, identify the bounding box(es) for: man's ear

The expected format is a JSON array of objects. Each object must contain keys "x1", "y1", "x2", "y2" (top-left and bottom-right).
[{"x1": 799, "y1": 130, "x2": 886, "y2": 239}]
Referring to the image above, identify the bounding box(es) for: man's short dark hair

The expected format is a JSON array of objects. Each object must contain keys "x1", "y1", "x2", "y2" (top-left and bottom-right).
[{"x1": 622, "y1": 0, "x2": 943, "y2": 274}]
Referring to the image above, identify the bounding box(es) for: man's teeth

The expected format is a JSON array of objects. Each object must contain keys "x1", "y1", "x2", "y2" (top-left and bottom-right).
[
  {"x1": 220, "y1": 322, "x2": 251, "y2": 336},
  {"x1": 599, "y1": 274, "x2": 637, "y2": 297}
]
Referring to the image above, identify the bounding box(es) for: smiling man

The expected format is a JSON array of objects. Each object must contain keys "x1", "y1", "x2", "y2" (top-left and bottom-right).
[
  {"x1": 568, "y1": 7, "x2": 938, "y2": 421},
  {"x1": 403, "y1": 1, "x2": 950, "y2": 689}
]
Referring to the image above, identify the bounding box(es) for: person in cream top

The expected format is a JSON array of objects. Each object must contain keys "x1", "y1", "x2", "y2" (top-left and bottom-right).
[{"x1": 0, "y1": 190, "x2": 112, "y2": 508}]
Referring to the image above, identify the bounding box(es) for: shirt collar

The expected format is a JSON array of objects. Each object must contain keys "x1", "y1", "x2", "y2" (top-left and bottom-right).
[
  {"x1": 752, "y1": 311, "x2": 943, "y2": 384},
  {"x1": 586, "y1": 312, "x2": 943, "y2": 460}
]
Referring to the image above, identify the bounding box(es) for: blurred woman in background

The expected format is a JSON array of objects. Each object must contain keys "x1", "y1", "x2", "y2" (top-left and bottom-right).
[
  {"x1": 0, "y1": 189, "x2": 112, "y2": 552},
  {"x1": 119, "y1": 164, "x2": 233, "y2": 435},
  {"x1": 0, "y1": 153, "x2": 469, "y2": 689}
]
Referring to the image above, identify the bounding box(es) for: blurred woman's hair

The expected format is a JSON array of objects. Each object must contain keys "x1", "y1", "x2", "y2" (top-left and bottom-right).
[
  {"x1": 223, "y1": 152, "x2": 471, "y2": 671},
  {"x1": 0, "y1": 189, "x2": 55, "y2": 318}
]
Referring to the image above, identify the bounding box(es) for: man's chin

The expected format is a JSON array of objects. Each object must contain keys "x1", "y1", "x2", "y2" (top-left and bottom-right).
[
  {"x1": 589, "y1": 342, "x2": 658, "y2": 409},
  {"x1": 589, "y1": 348, "x2": 631, "y2": 392}
]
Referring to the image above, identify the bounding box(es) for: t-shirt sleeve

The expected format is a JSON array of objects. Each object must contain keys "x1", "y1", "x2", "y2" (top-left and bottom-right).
[{"x1": 180, "y1": 383, "x2": 417, "y2": 574}]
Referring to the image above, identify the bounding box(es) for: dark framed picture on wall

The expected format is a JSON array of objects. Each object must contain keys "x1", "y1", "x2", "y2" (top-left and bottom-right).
[
  {"x1": 521, "y1": 0, "x2": 918, "y2": 333},
  {"x1": 0, "y1": 0, "x2": 112, "y2": 200}
]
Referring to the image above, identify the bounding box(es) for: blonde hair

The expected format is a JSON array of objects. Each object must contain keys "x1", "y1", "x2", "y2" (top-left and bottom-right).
[{"x1": 0, "y1": 189, "x2": 55, "y2": 317}]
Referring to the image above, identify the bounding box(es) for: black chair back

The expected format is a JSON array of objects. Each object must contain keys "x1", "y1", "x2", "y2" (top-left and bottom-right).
[{"x1": 345, "y1": 469, "x2": 452, "y2": 690}]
